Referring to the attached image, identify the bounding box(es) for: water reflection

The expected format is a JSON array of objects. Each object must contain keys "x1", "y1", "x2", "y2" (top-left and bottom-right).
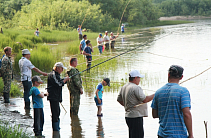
[
  {"x1": 96, "y1": 117, "x2": 104, "y2": 138},
  {"x1": 52, "y1": 131, "x2": 60, "y2": 138},
  {"x1": 70, "y1": 114, "x2": 83, "y2": 138}
]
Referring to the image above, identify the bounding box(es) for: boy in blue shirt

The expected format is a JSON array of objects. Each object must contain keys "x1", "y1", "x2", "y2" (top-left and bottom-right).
[
  {"x1": 30, "y1": 76, "x2": 47, "y2": 137},
  {"x1": 83, "y1": 40, "x2": 93, "y2": 73},
  {"x1": 94, "y1": 78, "x2": 110, "y2": 117}
]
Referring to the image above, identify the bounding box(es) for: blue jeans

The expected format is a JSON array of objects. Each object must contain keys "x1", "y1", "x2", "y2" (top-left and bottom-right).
[
  {"x1": 98, "y1": 45, "x2": 103, "y2": 54},
  {"x1": 22, "y1": 80, "x2": 32, "y2": 102}
]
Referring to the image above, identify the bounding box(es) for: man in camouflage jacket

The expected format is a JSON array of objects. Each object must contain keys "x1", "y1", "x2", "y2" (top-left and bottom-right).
[
  {"x1": 66, "y1": 58, "x2": 83, "y2": 115},
  {"x1": 1, "y1": 47, "x2": 13, "y2": 103}
]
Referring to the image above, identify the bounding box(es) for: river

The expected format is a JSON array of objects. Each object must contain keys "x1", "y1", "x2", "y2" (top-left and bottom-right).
[{"x1": 1, "y1": 19, "x2": 211, "y2": 138}]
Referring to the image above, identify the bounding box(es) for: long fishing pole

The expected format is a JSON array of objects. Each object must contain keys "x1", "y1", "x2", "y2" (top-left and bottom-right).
[{"x1": 69, "y1": 32, "x2": 173, "y2": 79}]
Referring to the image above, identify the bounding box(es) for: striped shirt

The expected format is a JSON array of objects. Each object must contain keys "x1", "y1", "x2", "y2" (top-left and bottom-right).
[
  {"x1": 151, "y1": 83, "x2": 191, "y2": 138},
  {"x1": 117, "y1": 82, "x2": 147, "y2": 118}
]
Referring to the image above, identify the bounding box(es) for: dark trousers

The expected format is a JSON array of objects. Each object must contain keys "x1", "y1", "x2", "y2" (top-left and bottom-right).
[
  {"x1": 125, "y1": 117, "x2": 144, "y2": 138},
  {"x1": 105, "y1": 43, "x2": 109, "y2": 50},
  {"x1": 22, "y1": 80, "x2": 32, "y2": 102},
  {"x1": 79, "y1": 34, "x2": 82, "y2": 40},
  {"x1": 50, "y1": 101, "x2": 60, "y2": 122},
  {"x1": 158, "y1": 136, "x2": 163, "y2": 138},
  {"x1": 33, "y1": 108, "x2": 44, "y2": 136}
]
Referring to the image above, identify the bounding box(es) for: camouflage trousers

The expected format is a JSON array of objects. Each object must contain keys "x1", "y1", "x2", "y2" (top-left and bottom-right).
[
  {"x1": 2, "y1": 74, "x2": 12, "y2": 93},
  {"x1": 70, "y1": 91, "x2": 81, "y2": 115}
]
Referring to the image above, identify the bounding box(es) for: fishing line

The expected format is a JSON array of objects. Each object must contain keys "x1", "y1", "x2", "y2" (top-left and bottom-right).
[{"x1": 69, "y1": 31, "x2": 174, "y2": 79}]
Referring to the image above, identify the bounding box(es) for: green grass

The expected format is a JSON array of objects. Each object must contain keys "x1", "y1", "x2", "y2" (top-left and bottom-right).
[{"x1": 0, "y1": 121, "x2": 31, "y2": 138}]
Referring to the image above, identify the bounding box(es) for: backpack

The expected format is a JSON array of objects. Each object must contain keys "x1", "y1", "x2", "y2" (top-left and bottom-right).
[{"x1": 0, "y1": 55, "x2": 5, "y2": 77}]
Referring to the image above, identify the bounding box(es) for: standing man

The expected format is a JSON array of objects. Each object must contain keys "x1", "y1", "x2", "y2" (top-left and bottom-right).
[
  {"x1": 66, "y1": 58, "x2": 83, "y2": 115},
  {"x1": 121, "y1": 24, "x2": 125, "y2": 33},
  {"x1": 1, "y1": 47, "x2": 12, "y2": 103},
  {"x1": 103, "y1": 31, "x2": 110, "y2": 50},
  {"x1": 19, "y1": 49, "x2": 48, "y2": 109},
  {"x1": 110, "y1": 32, "x2": 119, "y2": 49},
  {"x1": 79, "y1": 35, "x2": 87, "y2": 54},
  {"x1": 83, "y1": 40, "x2": 93, "y2": 73},
  {"x1": 47, "y1": 62, "x2": 70, "y2": 131},
  {"x1": 117, "y1": 70, "x2": 154, "y2": 138},
  {"x1": 77, "y1": 25, "x2": 83, "y2": 40},
  {"x1": 97, "y1": 33, "x2": 104, "y2": 54},
  {"x1": 151, "y1": 65, "x2": 193, "y2": 138}
]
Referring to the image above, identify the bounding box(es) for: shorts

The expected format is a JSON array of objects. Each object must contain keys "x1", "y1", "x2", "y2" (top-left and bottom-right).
[{"x1": 94, "y1": 97, "x2": 102, "y2": 106}]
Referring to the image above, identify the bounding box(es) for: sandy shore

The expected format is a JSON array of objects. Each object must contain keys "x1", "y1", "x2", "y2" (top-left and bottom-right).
[{"x1": 159, "y1": 15, "x2": 211, "y2": 21}]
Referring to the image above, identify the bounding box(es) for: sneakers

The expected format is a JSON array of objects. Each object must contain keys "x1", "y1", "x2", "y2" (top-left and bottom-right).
[{"x1": 97, "y1": 113, "x2": 103, "y2": 117}]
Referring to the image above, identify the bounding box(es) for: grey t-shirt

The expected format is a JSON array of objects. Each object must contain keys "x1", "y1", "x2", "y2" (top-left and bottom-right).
[{"x1": 117, "y1": 82, "x2": 148, "y2": 118}]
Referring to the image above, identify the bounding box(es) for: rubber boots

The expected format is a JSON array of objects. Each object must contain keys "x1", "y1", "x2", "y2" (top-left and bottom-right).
[
  {"x1": 3, "y1": 92, "x2": 10, "y2": 103},
  {"x1": 52, "y1": 120, "x2": 60, "y2": 131},
  {"x1": 24, "y1": 102, "x2": 31, "y2": 109}
]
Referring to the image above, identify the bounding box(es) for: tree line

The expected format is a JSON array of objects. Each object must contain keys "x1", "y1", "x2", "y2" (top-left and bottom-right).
[{"x1": 0, "y1": 0, "x2": 210, "y2": 32}]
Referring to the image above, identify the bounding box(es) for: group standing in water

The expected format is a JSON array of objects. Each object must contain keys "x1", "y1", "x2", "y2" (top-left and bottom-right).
[{"x1": 0, "y1": 26, "x2": 193, "y2": 138}]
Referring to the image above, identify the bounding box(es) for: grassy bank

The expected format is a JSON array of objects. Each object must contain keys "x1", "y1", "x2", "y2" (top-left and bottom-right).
[{"x1": 0, "y1": 121, "x2": 31, "y2": 138}]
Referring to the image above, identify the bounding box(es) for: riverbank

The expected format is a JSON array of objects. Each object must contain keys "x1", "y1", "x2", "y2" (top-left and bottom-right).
[{"x1": 159, "y1": 15, "x2": 211, "y2": 21}]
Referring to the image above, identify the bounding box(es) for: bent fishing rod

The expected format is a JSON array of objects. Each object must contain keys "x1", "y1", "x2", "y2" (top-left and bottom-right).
[{"x1": 69, "y1": 32, "x2": 174, "y2": 79}]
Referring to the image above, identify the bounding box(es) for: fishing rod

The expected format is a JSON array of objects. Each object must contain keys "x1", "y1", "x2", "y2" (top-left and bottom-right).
[{"x1": 69, "y1": 32, "x2": 173, "y2": 79}]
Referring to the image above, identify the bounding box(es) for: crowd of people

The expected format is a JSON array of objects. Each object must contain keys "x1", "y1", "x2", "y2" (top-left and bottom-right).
[{"x1": 0, "y1": 26, "x2": 193, "y2": 138}]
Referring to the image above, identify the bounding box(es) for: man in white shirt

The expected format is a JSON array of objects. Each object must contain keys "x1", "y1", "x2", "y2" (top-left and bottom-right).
[
  {"x1": 117, "y1": 70, "x2": 154, "y2": 138},
  {"x1": 97, "y1": 33, "x2": 104, "y2": 54},
  {"x1": 103, "y1": 31, "x2": 110, "y2": 50},
  {"x1": 19, "y1": 49, "x2": 48, "y2": 109}
]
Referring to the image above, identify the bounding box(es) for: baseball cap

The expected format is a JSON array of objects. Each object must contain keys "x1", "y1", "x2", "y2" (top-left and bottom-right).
[
  {"x1": 129, "y1": 70, "x2": 145, "y2": 78},
  {"x1": 168, "y1": 65, "x2": 184, "y2": 78},
  {"x1": 99, "y1": 33, "x2": 102, "y2": 37},
  {"x1": 54, "y1": 62, "x2": 67, "y2": 70},
  {"x1": 22, "y1": 49, "x2": 30, "y2": 55},
  {"x1": 103, "y1": 78, "x2": 110, "y2": 86},
  {"x1": 32, "y1": 76, "x2": 44, "y2": 84}
]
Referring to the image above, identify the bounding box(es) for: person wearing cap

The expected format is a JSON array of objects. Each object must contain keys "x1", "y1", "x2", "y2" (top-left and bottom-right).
[
  {"x1": 103, "y1": 31, "x2": 110, "y2": 50},
  {"x1": 151, "y1": 65, "x2": 193, "y2": 138},
  {"x1": 79, "y1": 34, "x2": 87, "y2": 54},
  {"x1": 66, "y1": 58, "x2": 83, "y2": 115},
  {"x1": 19, "y1": 49, "x2": 48, "y2": 109},
  {"x1": 47, "y1": 62, "x2": 70, "y2": 131},
  {"x1": 97, "y1": 33, "x2": 104, "y2": 54},
  {"x1": 94, "y1": 78, "x2": 110, "y2": 117},
  {"x1": 1, "y1": 47, "x2": 12, "y2": 103},
  {"x1": 83, "y1": 39, "x2": 93, "y2": 73},
  {"x1": 110, "y1": 32, "x2": 119, "y2": 49},
  {"x1": 117, "y1": 70, "x2": 154, "y2": 138},
  {"x1": 30, "y1": 76, "x2": 46, "y2": 137}
]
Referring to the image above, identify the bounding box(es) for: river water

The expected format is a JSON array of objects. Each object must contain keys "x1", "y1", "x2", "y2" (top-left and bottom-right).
[{"x1": 3, "y1": 19, "x2": 211, "y2": 138}]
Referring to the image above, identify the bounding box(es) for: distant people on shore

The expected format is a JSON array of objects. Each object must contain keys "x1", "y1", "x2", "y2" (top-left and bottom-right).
[
  {"x1": 121, "y1": 24, "x2": 126, "y2": 33},
  {"x1": 77, "y1": 25, "x2": 86, "y2": 40},
  {"x1": 83, "y1": 40, "x2": 93, "y2": 73},
  {"x1": 97, "y1": 33, "x2": 104, "y2": 54},
  {"x1": 79, "y1": 35, "x2": 87, "y2": 54},
  {"x1": 19, "y1": 49, "x2": 48, "y2": 109},
  {"x1": 103, "y1": 31, "x2": 110, "y2": 50},
  {"x1": 0, "y1": 28, "x2": 3, "y2": 34},
  {"x1": 110, "y1": 32, "x2": 119, "y2": 49},
  {"x1": 34, "y1": 28, "x2": 40, "y2": 36},
  {"x1": 1, "y1": 47, "x2": 12, "y2": 103}
]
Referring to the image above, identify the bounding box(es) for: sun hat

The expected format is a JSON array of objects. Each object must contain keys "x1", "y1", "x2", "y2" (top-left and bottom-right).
[
  {"x1": 22, "y1": 49, "x2": 31, "y2": 55},
  {"x1": 129, "y1": 70, "x2": 145, "y2": 78},
  {"x1": 32, "y1": 76, "x2": 44, "y2": 84},
  {"x1": 54, "y1": 62, "x2": 67, "y2": 70},
  {"x1": 103, "y1": 78, "x2": 110, "y2": 86}
]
